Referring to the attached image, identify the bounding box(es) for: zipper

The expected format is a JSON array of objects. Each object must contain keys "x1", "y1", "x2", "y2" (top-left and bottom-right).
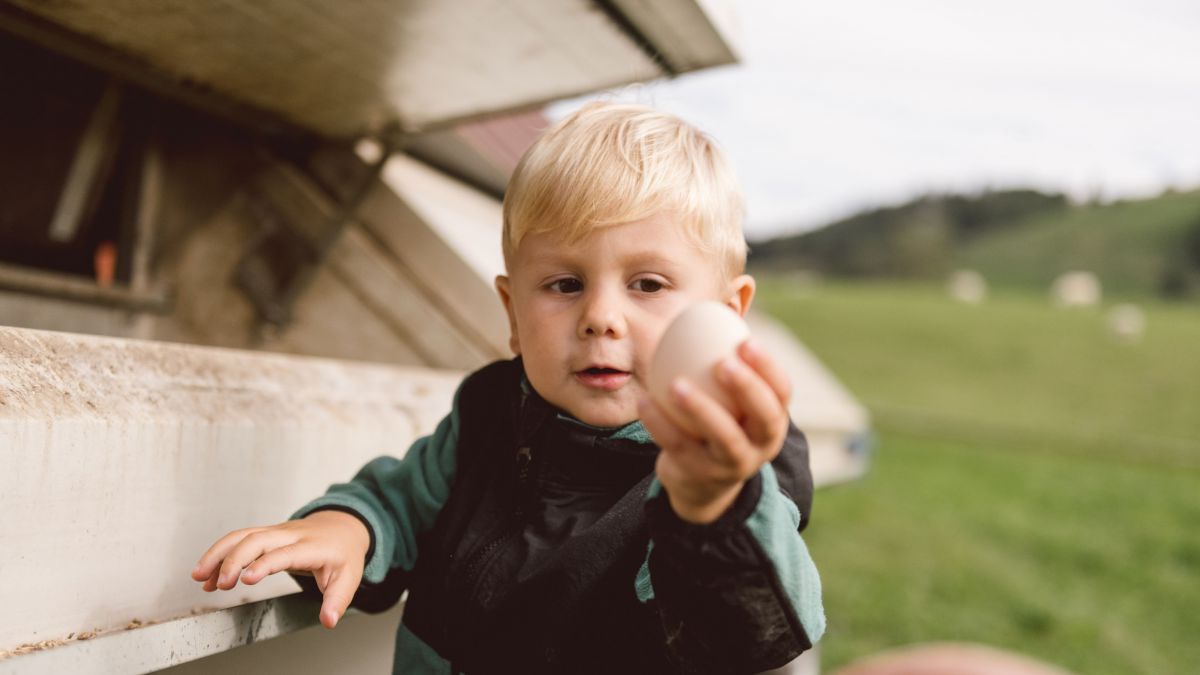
[{"x1": 453, "y1": 445, "x2": 535, "y2": 604}]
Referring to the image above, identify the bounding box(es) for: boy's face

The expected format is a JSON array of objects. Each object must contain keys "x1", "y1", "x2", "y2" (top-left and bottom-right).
[{"x1": 495, "y1": 212, "x2": 754, "y2": 428}]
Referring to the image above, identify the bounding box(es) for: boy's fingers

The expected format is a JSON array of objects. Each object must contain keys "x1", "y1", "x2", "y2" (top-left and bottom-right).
[
  {"x1": 716, "y1": 356, "x2": 788, "y2": 447},
  {"x1": 193, "y1": 527, "x2": 266, "y2": 579},
  {"x1": 637, "y1": 396, "x2": 689, "y2": 449},
  {"x1": 645, "y1": 395, "x2": 726, "y2": 479},
  {"x1": 671, "y1": 377, "x2": 756, "y2": 475},
  {"x1": 319, "y1": 569, "x2": 361, "y2": 629},
  {"x1": 217, "y1": 530, "x2": 295, "y2": 590},
  {"x1": 243, "y1": 543, "x2": 323, "y2": 584},
  {"x1": 241, "y1": 545, "x2": 296, "y2": 585},
  {"x1": 202, "y1": 569, "x2": 220, "y2": 593},
  {"x1": 654, "y1": 434, "x2": 712, "y2": 483},
  {"x1": 739, "y1": 339, "x2": 792, "y2": 405}
]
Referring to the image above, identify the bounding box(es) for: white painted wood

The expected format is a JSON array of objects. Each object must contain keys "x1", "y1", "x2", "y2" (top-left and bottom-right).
[
  {"x1": 0, "y1": 595, "x2": 401, "y2": 674},
  {"x1": 0, "y1": 326, "x2": 462, "y2": 660},
  {"x1": 0, "y1": 596, "x2": 320, "y2": 673},
  {"x1": 162, "y1": 603, "x2": 402, "y2": 675},
  {"x1": 357, "y1": 163, "x2": 513, "y2": 359},
  {"x1": 381, "y1": 153, "x2": 508, "y2": 285},
  {"x1": 609, "y1": 0, "x2": 743, "y2": 71},
  {"x1": 257, "y1": 255, "x2": 427, "y2": 367},
  {"x1": 7, "y1": 0, "x2": 687, "y2": 135},
  {"x1": 319, "y1": 226, "x2": 499, "y2": 369}
]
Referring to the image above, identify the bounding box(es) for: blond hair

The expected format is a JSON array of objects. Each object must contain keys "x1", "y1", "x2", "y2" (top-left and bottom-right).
[{"x1": 502, "y1": 102, "x2": 746, "y2": 277}]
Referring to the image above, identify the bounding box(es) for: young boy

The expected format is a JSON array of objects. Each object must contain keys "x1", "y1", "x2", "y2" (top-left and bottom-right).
[{"x1": 192, "y1": 102, "x2": 825, "y2": 673}]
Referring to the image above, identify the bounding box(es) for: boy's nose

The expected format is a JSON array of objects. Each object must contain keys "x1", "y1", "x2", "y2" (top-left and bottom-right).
[{"x1": 578, "y1": 293, "x2": 627, "y2": 339}]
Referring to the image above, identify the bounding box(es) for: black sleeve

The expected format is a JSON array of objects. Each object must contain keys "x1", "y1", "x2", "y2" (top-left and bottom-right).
[
  {"x1": 771, "y1": 421, "x2": 815, "y2": 532},
  {"x1": 643, "y1": 423, "x2": 815, "y2": 674}
]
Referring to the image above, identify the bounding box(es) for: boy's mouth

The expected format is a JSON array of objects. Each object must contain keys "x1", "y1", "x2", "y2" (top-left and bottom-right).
[{"x1": 575, "y1": 366, "x2": 631, "y2": 391}]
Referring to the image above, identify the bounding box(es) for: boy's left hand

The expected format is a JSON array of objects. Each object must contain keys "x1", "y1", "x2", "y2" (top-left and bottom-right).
[{"x1": 639, "y1": 338, "x2": 791, "y2": 524}]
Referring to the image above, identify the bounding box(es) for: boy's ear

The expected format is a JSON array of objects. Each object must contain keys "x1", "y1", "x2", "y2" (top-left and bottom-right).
[
  {"x1": 494, "y1": 275, "x2": 521, "y2": 356},
  {"x1": 725, "y1": 274, "x2": 756, "y2": 318}
]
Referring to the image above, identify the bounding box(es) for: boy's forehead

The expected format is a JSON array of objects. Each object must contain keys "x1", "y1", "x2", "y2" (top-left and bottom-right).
[{"x1": 516, "y1": 228, "x2": 699, "y2": 270}]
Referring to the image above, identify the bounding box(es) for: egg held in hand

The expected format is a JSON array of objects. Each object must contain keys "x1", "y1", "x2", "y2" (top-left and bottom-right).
[{"x1": 647, "y1": 301, "x2": 751, "y2": 432}]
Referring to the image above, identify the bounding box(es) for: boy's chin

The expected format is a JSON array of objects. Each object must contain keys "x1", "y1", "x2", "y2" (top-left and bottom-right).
[{"x1": 568, "y1": 402, "x2": 638, "y2": 429}]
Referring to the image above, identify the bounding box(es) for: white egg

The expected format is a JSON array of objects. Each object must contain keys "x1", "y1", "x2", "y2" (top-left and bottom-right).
[{"x1": 647, "y1": 301, "x2": 751, "y2": 431}]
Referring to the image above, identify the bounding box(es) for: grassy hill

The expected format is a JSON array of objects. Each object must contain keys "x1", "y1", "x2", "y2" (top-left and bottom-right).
[
  {"x1": 750, "y1": 188, "x2": 1200, "y2": 301},
  {"x1": 956, "y1": 189, "x2": 1200, "y2": 299},
  {"x1": 754, "y1": 278, "x2": 1200, "y2": 674}
]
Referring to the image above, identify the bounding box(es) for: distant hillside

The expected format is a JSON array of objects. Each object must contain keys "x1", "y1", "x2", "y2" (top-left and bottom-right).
[
  {"x1": 749, "y1": 189, "x2": 1068, "y2": 278},
  {"x1": 749, "y1": 188, "x2": 1200, "y2": 300},
  {"x1": 956, "y1": 189, "x2": 1200, "y2": 299}
]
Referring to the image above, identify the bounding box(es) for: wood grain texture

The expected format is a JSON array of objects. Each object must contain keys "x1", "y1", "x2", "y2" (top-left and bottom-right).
[
  {"x1": 0, "y1": 326, "x2": 461, "y2": 655},
  {"x1": 5, "y1": 0, "x2": 689, "y2": 135}
]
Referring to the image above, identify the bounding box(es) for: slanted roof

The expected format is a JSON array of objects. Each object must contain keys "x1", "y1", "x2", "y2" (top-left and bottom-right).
[{"x1": 0, "y1": 0, "x2": 739, "y2": 139}]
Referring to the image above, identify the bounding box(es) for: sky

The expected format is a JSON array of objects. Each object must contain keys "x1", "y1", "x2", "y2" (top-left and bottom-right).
[{"x1": 549, "y1": 0, "x2": 1200, "y2": 240}]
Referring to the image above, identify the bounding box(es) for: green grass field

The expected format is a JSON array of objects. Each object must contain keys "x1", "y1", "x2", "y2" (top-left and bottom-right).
[{"x1": 755, "y1": 278, "x2": 1200, "y2": 675}]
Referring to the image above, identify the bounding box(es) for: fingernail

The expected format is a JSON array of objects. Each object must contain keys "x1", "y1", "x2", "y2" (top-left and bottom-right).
[
  {"x1": 722, "y1": 356, "x2": 741, "y2": 378},
  {"x1": 192, "y1": 564, "x2": 202, "y2": 575},
  {"x1": 671, "y1": 378, "x2": 690, "y2": 400}
]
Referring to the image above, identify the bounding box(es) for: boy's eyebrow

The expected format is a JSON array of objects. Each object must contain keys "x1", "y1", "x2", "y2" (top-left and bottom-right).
[{"x1": 530, "y1": 250, "x2": 683, "y2": 270}]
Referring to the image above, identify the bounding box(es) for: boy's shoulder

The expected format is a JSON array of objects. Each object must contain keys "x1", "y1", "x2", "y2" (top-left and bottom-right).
[
  {"x1": 458, "y1": 356, "x2": 523, "y2": 401},
  {"x1": 450, "y1": 356, "x2": 527, "y2": 437}
]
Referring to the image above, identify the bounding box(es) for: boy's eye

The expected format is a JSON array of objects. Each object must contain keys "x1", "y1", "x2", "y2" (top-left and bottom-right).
[
  {"x1": 632, "y1": 278, "x2": 664, "y2": 293},
  {"x1": 549, "y1": 278, "x2": 583, "y2": 294}
]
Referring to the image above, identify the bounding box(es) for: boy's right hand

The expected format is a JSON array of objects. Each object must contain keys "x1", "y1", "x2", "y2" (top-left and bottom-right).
[{"x1": 190, "y1": 510, "x2": 370, "y2": 629}]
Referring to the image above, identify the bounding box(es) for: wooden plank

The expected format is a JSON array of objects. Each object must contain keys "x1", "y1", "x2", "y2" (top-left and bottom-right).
[
  {"x1": 321, "y1": 226, "x2": 497, "y2": 370},
  {"x1": 3, "y1": 0, "x2": 673, "y2": 136},
  {"x1": 0, "y1": 596, "x2": 319, "y2": 672},
  {"x1": 258, "y1": 256, "x2": 427, "y2": 367},
  {"x1": 47, "y1": 83, "x2": 122, "y2": 242},
  {"x1": 357, "y1": 160, "x2": 512, "y2": 360},
  {"x1": 0, "y1": 261, "x2": 168, "y2": 313},
  {"x1": 379, "y1": 154, "x2": 508, "y2": 286},
  {"x1": 607, "y1": 0, "x2": 742, "y2": 71},
  {"x1": 0, "y1": 595, "x2": 400, "y2": 674},
  {"x1": 0, "y1": 290, "x2": 142, "y2": 338},
  {"x1": 0, "y1": 326, "x2": 461, "y2": 656}
]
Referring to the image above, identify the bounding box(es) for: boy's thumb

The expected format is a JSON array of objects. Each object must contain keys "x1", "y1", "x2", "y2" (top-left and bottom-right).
[
  {"x1": 319, "y1": 571, "x2": 357, "y2": 629},
  {"x1": 320, "y1": 606, "x2": 340, "y2": 629}
]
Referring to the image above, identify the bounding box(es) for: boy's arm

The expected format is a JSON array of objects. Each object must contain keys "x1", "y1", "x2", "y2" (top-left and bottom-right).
[
  {"x1": 289, "y1": 377, "x2": 464, "y2": 591},
  {"x1": 638, "y1": 424, "x2": 824, "y2": 673},
  {"x1": 637, "y1": 340, "x2": 823, "y2": 672}
]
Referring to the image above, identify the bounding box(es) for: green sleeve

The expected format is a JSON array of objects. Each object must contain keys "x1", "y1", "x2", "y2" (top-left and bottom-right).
[
  {"x1": 743, "y1": 464, "x2": 826, "y2": 641},
  {"x1": 638, "y1": 463, "x2": 825, "y2": 651},
  {"x1": 291, "y1": 383, "x2": 462, "y2": 584}
]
